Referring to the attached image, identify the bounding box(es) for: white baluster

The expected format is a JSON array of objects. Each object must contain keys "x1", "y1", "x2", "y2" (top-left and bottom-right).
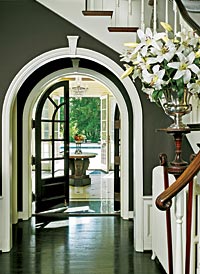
[
  {"x1": 141, "y1": 0, "x2": 145, "y2": 31},
  {"x1": 90, "y1": 0, "x2": 95, "y2": 10},
  {"x1": 128, "y1": 0, "x2": 132, "y2": 16},
  {"x1": 190, "y1": 178, "x2": 198, "y2": 274},
  {"x1": 195, "y1": 99, "x2": 198, "y2": 124},
  {"x1": 114, "y1": 0, "x2": 120, "y2": 27},
  {"x1": 173, "y1": 0, "x2": 178, "y2": 34},
  {"x1": 153, "y1": 0, "x2": 157, "y2": 33},
  {"x1": 197, "y1": 98, "x2": 200, "y2": 124},
  {"x1": 196, "y1": 177, "x2": 200, "y2": 274},
  {"x1": 174, "y1": 190, "x2": 184, "y2": 274},
  {"x1": 165, "y1": 0, "x2": 169, "y2": 24}
]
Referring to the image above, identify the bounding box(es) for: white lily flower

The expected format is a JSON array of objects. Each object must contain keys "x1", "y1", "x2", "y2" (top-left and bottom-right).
[
  {"x1": 132, "y1": 68, "x2": 142, "y2": 80},
  {"x1": 142, "y1": 65, "x2": 165, "y2": 90},
  {"x1": 142, "y1": 87, "x2": 155, "y2": 102},
  {"x1": 168, "y1": 52, "x2": 200, "y2": 83},
  {"x1": 121, "y1": 23, "x2": 200, "y2": 103},
  {"x1": 133, "y1": 27, "x2": 165, "y2": 56},
  {"x1": 176, "y1": 29, "x2": 199, "y2": 48},
  {"x1": 137, "y1": 53, "x2": 151, "y2": 70},
  {"x1": 150, "y1": 40, "x2": 176, "y2": 62},
  {"x1": 187, "y1": 79, "x2": 200, "y2": 94}
]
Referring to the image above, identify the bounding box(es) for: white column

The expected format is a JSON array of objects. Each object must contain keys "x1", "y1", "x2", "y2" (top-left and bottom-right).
[{"x1": 174, "y1": 190, "x2": 184, "y2": 274}]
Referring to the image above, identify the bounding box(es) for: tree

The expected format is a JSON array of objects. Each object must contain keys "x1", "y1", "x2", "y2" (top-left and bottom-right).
[{"x1": 69, "y1": 97, "x2": 100, "y2": 142}]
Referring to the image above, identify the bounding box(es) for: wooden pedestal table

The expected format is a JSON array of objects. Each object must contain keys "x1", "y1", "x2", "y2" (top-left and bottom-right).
[{"x1": 69, "y1": 153, "x2": 97, "y2": 186}]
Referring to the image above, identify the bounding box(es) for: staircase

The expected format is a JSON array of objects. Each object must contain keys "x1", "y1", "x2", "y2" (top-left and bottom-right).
[{"x1": 36, "y1": 0, "x2": 142, "y2": 53}]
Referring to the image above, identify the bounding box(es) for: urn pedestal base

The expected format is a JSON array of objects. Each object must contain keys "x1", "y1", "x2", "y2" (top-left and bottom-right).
[{"x1": 69, "y1": 153, "x2": 97, "y2": 186}]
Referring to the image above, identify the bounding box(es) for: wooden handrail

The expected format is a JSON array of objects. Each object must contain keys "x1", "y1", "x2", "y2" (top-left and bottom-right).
[
  {"x1": 156, "y1": 150, "x2": 200, "y2": 210},
  {"x1": 174, "y1": 0, "x2": 200, "y2": 36}
]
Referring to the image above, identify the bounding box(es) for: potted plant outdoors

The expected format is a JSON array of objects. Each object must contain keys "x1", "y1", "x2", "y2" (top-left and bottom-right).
[
  {"x1": 120, "y1": 22, "x2": 200, "y2": 129},
  {"x1": 74, "y1": 134, "x2": 85, "y2": 154}
]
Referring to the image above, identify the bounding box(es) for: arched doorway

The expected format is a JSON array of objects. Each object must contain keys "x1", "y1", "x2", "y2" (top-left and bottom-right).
[
  {"x1": 1, "y1": 47, "x2": 143, "y2": 252},
  {"x1": 32, "y1": 76, "x2": 116, "y2": 217}
]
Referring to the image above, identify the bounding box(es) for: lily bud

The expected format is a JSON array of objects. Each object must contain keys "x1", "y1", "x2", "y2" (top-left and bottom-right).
[{"x1": 160, "y1": 22, "x2": 173, "y2": 32}]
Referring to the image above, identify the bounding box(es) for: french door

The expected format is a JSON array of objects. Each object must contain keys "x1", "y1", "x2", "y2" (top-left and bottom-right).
[
  {"x1": 100, "y1": 95, "x2": 109, "y2": 172},
  {"x1": 34, "y1": 81, "x2": 69, "y2": 213},
  {"x1": 114, "y1": 105, "x2": 121, "y2": 211}
]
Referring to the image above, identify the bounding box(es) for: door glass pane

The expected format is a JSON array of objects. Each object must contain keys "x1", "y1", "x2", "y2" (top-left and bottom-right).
[
  {"x1": 54, "y1": 141, "x2": 62, "y2": 157},
  {"x1": 59, "y1": 104, "x2": 65, "y2": 121},
  {"x1": 102, "y1": 132, "x2": 106, "y2": 140},
  {"x1": 101, "y1": 144, "x2": 106, "y2": 164},
  {"x1": 102, "y1": 109, "x2": 106, "y2": 120},
  {"x1": 41, "y1": 98, "x2": 56, "y2": 120},
  {"x1": 54, "y1": 107, "x2": 59, "y2": 120},
  {"x1": 41, "y1": 121, "x2": 52, "y2": 139},
  {"x1": 54, "y1": 159, "x2": 64, "y2": 177},
  {"x1": 41, "y1": 141, "x2": 52, "y2": 159},
  {"x1": 54, "y1": 122, "x2": 64, "y2": 139},
  {"x1": 49, "y1": 87, "x2": 64, "y2": 103},
  {"x1": 102, "y1": 121, "x2": 106, "y2": 131},
  {"x1": 60, "y1": 121, "x2": 65, "y2": 139},
  {"x1": 102, "y1": 99, "x2": 106, "y2": 109},
  {"x1": 41, "y1": 160, "x2": 52, "y2": 178}
]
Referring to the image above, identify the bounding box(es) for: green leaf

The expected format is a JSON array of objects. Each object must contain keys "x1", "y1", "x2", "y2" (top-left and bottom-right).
[
  {"x1": 176, "y1": 78, "x2": 184, "y2": 98},
  {"x1": 152, "y1": 89, "x2": 163, "y2": 104}
]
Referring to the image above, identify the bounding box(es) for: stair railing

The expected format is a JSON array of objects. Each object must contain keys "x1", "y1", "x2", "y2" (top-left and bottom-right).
[
  {"x1": 141, "y1": 0, "x2": 181, "y2": 34},
  {"x1": 174, "y1": 0, "x2": 200, "y2": 35},
  {"x1": 156, "y1": 151, "x2": 200, "y2": 211},
  {"x1": 154, "y1": 2, "x2": 200, "y2": 273}
]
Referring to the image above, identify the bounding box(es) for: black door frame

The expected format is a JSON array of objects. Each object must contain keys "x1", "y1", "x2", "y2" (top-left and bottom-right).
[{"x1": 34, "y1": 81, "x2": 69, "y2": 213}]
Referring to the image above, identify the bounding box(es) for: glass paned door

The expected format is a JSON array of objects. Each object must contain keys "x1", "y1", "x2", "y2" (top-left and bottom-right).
[
  {"x1": 100, "y1": 95, "x2": 109, "y2": 172},
  {"x1": 35, "y1": 81, "x2": 69, "y2": 213}
]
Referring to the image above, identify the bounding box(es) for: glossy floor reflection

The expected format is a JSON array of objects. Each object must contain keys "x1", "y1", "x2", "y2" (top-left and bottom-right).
[
  {"x1": 32, "y1": 170, "x2": 115, "y2": 215},
  {"x1": 69, "y1": 171, "x2": 114, "y2": 214},
  {"x1": 0, "y1": 216, "x2": 166, "y2": 274}
]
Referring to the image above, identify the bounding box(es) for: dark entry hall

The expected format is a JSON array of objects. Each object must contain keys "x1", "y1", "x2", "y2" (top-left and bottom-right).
[{"x1": 0, "y1": 216, "x2": 165, "y2": 274}]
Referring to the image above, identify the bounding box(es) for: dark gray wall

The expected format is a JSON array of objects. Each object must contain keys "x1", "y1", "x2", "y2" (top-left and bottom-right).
[{"x1": 0, "y1": 0, "x2": 193, "y2": 202}]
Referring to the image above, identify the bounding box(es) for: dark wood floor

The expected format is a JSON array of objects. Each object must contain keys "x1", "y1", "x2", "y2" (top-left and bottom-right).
[{"x1": 0, "y1": 216, "x2": 166, "y2": 274}]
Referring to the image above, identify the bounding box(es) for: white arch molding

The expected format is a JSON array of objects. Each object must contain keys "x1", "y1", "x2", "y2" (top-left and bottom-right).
[{"x1": 0, "y1": 47, "x2": 143, "y2": 252}]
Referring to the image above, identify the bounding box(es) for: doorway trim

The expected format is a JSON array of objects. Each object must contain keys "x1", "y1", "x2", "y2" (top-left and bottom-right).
[{"x1": 1, "y1": 47, "x2": 143, "y2": 252}]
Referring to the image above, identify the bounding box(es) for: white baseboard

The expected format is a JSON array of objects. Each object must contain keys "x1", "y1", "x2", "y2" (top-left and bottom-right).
[{"x1": 143, "y1": 196, "x2": 152, "y2": 250}]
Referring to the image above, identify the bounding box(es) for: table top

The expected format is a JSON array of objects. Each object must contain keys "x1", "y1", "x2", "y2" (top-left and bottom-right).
[
  {"x1": 69, "y1": 153, "x2": 97, "y2": 159},
  {"x1": 156, "y1": 124, "x2": 200, "y2": 133}
]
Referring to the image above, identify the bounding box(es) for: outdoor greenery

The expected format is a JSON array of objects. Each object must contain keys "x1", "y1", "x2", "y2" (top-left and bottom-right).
[{"x1": 69, "y1": 97, "x2": 101, "y2": 143}]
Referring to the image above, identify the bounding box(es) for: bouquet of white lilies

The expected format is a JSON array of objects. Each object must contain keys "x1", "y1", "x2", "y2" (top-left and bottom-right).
[{"x1": 120, "y1": 22, "x2": 200, "y2": 104}]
